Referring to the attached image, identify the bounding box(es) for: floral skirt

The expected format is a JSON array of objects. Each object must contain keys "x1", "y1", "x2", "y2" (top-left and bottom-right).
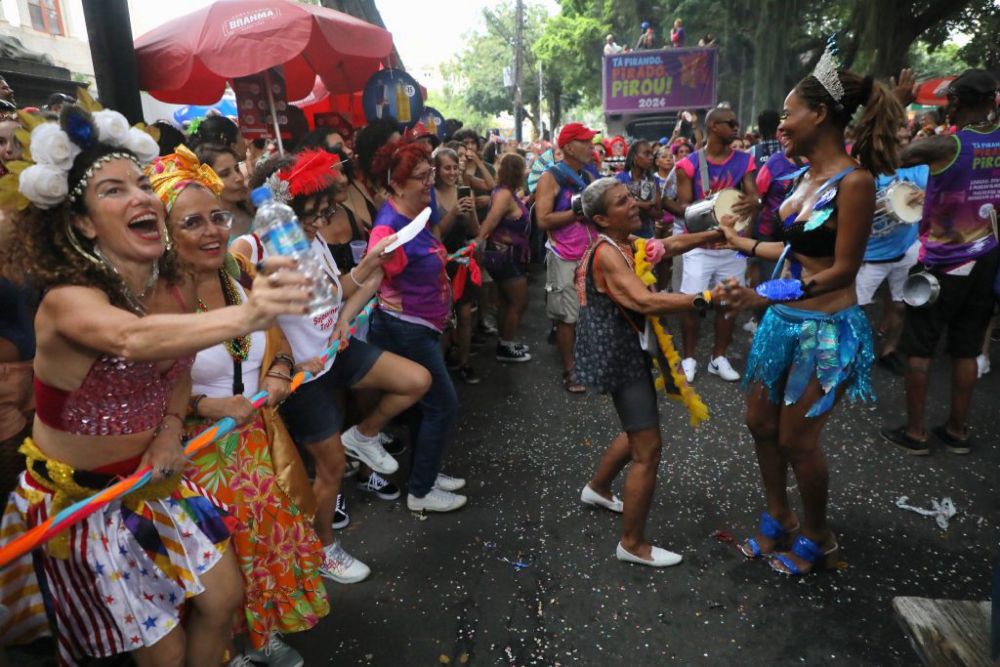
[
  {"x1": 184, "y1": 412, "x2": 328, "y2": 649},
  {"x1": 0, "y1": 439, "x2": 234, "y2": 665}
]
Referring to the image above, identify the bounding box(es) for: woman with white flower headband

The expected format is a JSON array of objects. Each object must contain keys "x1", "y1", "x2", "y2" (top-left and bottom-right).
[{"x1": 0, "y1": 104, "x2": 313, "y2": 665}]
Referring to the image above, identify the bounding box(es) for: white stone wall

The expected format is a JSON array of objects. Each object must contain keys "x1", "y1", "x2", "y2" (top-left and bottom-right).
[{"x1": 0, "y1": 0, "x2": 94, "y2": 82}]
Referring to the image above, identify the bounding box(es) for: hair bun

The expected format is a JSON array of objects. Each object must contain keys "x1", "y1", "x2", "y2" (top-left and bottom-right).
[{"x1": 861, "y1": 75, "x2": 875, "y2": 105}]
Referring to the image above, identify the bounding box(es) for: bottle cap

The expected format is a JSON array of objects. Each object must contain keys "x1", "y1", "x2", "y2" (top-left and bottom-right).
[{"x1": 250, "y1": 185, "x2": 274, "y2": 208}]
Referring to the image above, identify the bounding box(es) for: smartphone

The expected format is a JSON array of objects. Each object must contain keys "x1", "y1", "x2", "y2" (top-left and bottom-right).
[{"x1": 458, "y1": 186, "x2": 472, "y2": 199}]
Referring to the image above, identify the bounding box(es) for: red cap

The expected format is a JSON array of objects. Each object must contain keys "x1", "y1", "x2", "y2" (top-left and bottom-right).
[{"x1": 558, "y1": 122, "x2": 597, "y2": 148}]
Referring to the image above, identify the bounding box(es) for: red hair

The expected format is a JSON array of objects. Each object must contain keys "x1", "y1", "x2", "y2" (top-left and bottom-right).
[{"x1": 371, "y1": 139, "x2": 432, "y2": 190}]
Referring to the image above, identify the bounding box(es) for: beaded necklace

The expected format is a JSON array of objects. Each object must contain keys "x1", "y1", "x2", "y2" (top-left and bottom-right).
[{"x1": 197, "y1": 269, "x2": 250, "y2": 395}]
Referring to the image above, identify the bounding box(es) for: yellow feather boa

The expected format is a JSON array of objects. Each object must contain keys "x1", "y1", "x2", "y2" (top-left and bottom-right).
[{"x1": 633, "y1": 238, "x2": 710, "y2": 427}]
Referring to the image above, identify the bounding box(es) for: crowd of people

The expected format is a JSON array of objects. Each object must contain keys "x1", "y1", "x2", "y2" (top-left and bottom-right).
[{"x1": 0, "y1": 45, "x2": 996, "y2": 667}]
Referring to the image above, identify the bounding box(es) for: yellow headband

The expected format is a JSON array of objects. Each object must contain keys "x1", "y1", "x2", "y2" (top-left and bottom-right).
[{"x1": 146, "y1": 144, "x2": 224, "y2": 214}]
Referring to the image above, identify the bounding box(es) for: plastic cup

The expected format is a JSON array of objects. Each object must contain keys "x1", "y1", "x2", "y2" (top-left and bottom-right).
[{"x1": 350, "y1": 240, "x2": 367, "y2": 264}]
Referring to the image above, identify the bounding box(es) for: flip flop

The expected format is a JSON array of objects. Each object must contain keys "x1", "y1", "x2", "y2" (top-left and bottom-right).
[{"x1": 563, "y1": 369, "x2": 586, "y2": 394}]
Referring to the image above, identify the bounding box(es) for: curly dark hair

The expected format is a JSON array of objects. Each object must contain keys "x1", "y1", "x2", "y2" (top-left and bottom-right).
[{"x1": 3, "y1": 148, "x2": 181, "y2": 309}]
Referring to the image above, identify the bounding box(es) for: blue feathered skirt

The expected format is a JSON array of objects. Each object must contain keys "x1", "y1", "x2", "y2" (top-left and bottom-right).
[{"x1": 743, "y1": 304, "x2": 875, "y2": 417}]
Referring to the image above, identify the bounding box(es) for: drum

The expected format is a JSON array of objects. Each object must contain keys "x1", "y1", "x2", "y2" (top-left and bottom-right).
[
  {"x1": 878, "y1": 181, "x2": 923, "y2": 224},
  {"x1": 902, "y1": 271, "x2": 940, "y2": 307},
  {"x1": 683, "y1": 188, "x2": 750, "y2": 233}
]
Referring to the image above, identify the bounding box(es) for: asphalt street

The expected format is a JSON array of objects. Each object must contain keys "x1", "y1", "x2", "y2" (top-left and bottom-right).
[{"x1": 288, "y1": 269, "x2": 998, "y2": 666}]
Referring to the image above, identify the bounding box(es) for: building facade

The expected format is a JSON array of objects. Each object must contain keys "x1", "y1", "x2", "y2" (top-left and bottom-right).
[{"x1": 0, "y1": 0, "x2": 93, "y2": 83}]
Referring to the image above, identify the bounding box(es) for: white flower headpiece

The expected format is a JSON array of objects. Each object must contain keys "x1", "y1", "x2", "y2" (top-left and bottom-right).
[{"x1": 16, "y1": 106, "x2": 160, "y2": 210}]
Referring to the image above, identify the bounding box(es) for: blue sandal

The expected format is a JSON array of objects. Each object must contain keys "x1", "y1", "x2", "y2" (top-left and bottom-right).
[
  {"x1": 768, "y1": 535, "x2": 839, "y2": 576},
  {"x1": 738, "y1": 512, "x2": 798, "y2": 559}
]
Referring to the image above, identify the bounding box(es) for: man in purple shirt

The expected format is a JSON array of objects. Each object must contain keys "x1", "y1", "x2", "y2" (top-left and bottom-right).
[{"x1": 882, "y1": 69, "x2": 1000, "y2": 457}]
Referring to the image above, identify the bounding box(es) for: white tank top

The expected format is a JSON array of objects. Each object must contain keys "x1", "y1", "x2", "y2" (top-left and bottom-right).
[
  {"x1": 191, "y1": 280, "x2": 267, "y2": 398},
  {"x1": 234, "y1": 233, "x2": 344, "y2": 383}
]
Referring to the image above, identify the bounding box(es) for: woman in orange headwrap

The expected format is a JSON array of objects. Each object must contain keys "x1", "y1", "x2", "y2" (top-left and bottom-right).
[{"x1": 147, "y1": 145, "x2": 329, "y2": 664}]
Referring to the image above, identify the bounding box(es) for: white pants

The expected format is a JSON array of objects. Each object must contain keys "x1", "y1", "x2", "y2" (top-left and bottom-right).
[
  {"x1": 680, "y1": 249, "x2": 747, "y2": 293},
  {"x1": 856, "y1": 241, "x2": 920, "y2": 305}
]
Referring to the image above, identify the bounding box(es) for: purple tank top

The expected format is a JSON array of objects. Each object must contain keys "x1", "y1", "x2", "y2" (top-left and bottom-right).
[
  {"x1": 919, "y1": 125, "x2": 1000, "y2": 267},
  {"x1": 547, "y1": 163, "x2": 596, "y2": 262},
  {"x1": 489, "y1": 186, "x2": 531, "y2": 259}
]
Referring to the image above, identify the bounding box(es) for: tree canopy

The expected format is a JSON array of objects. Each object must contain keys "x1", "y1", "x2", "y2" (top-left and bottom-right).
[{"x1": 440, "y1": 0, "x2": 997, "y2": 131}]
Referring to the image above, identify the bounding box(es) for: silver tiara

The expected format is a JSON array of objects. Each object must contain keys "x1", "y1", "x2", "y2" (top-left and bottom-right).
[{"x1": 811, "y1": 39, "x2": 844, "y2": 105}]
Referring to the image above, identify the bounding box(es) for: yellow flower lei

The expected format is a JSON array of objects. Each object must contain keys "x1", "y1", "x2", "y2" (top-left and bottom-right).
[{"x1": 633, "y1": 238, "x2": 709, "y2": 427}]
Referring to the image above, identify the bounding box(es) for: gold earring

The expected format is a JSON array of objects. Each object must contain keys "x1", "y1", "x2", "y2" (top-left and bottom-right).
[{"x1": 65, "y1": 222, "x2": 102, "y2": 266}]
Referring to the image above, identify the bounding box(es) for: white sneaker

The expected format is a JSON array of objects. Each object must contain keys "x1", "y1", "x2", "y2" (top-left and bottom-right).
[
  {"x1": 342, "y1": 459, "x2": 360, "y2": 478},
  {"x1": 407, "y1": 488, "x2": 467, "y2": 513},
  {"x1": 616, "y1": 542, "x2": 683, "y2": 568},
  {"x1": 246, "y1": 633, "x2": 304, "y2": 667},
  {"x1": 434, "y1": 472, "x2": 466, "y2": 492},
  {"x1": 340, "y1": 426, "x2": 398, "y2": 475},
  {"x1": 708, "y1": 355, "x2": 740, "y2": 381},
  {"x1": 681, "y1": 357, "x2": 697, "y2": 383},
  {"x1": 977, "y1": 353, "x2": 991, "y2": 378},
  {"x1": 580, "y1": 484, "x2": 623, "y2": 513},
  {"x1": 227, "y1": 656, "x2": 254, "y2": 667},
  {"x1": 319, "y1": 541, "x2": 370, "y2": 584}
]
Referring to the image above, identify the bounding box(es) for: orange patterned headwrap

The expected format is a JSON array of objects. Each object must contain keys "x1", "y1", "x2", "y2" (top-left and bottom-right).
[{"x1": 146, "y1": 144, "x2": 224, "y2": 214}]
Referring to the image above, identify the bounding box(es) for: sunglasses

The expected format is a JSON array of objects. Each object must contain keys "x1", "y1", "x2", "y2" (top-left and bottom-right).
[
  {"x1": 301, "y1": 207, "x2": 337, "y2": 225},
  {"x1": 717, "y1": 119, "x2": 739, "y2": 128},
  {"x1": 177, "y1": 210, "x2": 234, "y2": 233}
]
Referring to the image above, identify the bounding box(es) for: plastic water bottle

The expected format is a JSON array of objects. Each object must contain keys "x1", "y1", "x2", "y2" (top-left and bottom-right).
[{"x1": 250, "y1": 185, "x2": 336, "y2": 317}]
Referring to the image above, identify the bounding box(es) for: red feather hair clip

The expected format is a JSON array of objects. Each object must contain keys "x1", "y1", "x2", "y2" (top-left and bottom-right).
[{"x1": 278, "y1": 148, "x2": 342, "y2": 197}]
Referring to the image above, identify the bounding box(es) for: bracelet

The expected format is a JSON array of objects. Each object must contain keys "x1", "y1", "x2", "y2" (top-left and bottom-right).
[
  {"x1": 349, "y1": 268, "x2": 364, "y2": 288},
  {"x1": 750, "y1": 240, "x2": 762, "y2": 257},
  {"x1": 266, "y1": 370, "x2": 291, "y2": 381},
  {"x1": 272, "y1": 353, "x2": 295, "y2": 369},
  {"x1": 190, "y1": 394, "x2": 207, "y2": 417},
  {"x1": 154, "y1": 412, "x2": 184, "y2": 436}
]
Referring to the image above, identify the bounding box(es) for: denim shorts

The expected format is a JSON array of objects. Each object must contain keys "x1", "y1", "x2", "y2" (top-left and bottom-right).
[{"x1": 279, "y1": 338, "x2": 382, "y2": 446}]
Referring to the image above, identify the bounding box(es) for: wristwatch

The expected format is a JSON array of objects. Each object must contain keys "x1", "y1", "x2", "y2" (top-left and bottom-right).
[{"x1": 692, "y1": 289, "x2": 712, "y2": 312}]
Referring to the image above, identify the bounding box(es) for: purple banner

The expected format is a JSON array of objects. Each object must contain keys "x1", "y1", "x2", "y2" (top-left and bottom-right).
[{"x1": 603, "y1": 48, "x2": 717, "y2": 115}]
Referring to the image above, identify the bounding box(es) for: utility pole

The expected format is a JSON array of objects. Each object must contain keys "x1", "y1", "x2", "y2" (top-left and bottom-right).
[
  {"x1": 82, "y1": 0, "x2": 142, "y2": 123},
  {"x1": 513, "y1": 0, "x2": 524, "y2": 142}
]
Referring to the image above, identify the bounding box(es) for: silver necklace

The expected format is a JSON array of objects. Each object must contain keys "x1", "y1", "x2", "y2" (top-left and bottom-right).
[{"x1": 93, "y1": 245, "x2": 159, "y2": 314}]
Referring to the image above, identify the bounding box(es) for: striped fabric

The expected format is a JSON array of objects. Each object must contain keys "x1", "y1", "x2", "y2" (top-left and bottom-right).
[{"x1": 0, "y1": 473, "x2": 233, "y2": 665}]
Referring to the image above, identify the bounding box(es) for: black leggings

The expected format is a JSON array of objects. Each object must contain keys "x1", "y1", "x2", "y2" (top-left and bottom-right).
[{"x1": 610, "y1": 367, "x2": 660, "y2": 433}]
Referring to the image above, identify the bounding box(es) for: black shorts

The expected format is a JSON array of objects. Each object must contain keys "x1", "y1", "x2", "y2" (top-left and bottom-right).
[
  {"x1": 609, "y1": 367, "x2": 660, "y2": 433},
  {"x1": 900, "y1": 248, "x2": 999, "y2": 359},
  {"x1": 446, "y1": 262, "x2": 480, "y2": 305},
  {"x1": 278, "y1": 338, "x2": 383, "y2": 445},
  {"x1": 488, "y1": 259, "x2": 527, "y2": 283}
]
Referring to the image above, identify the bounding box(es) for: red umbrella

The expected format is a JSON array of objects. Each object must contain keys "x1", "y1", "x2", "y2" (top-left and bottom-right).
[
  {"x1": 134, "y1": 0, "x2": 394, "y2": 104},
  {"x1": 914, "y1": 77, "x2": 955, "y2": 107}
]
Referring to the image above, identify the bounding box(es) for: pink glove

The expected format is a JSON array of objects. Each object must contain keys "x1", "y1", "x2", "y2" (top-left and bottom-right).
[{"x1": 645, "y1": 238, "x2": 666, "y2": 265}]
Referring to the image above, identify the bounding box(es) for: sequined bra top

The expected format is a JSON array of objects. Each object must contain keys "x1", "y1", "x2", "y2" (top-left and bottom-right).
[
  {"x1": 781, "y1": 166, "x2": 857, "y2": 259},
  {"x1": 34, "y1": 354, "x2": 193, "y2": 436}
]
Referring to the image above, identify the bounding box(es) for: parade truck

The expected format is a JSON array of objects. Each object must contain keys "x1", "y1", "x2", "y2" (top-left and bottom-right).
[{"x1": 602, "y1": 47, "x2": 718, "y2": 141}]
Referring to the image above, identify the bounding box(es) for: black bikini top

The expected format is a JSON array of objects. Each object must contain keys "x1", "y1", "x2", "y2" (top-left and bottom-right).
[{"x1": 780, "y1": 166, "x2": 857, "y2": 258}]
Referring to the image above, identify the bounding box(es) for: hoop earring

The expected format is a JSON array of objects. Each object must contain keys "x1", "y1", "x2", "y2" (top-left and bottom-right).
[{"x1": 65, "y1": 222, "x2": 102, "y2": 266}]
